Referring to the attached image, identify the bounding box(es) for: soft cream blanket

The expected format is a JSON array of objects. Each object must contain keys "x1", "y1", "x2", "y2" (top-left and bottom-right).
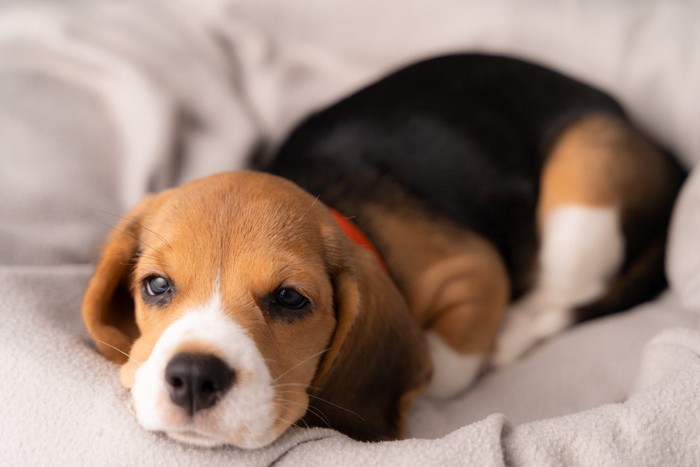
[{"x1": 1, "y1": 0, "x2": 699, "y2": 464}]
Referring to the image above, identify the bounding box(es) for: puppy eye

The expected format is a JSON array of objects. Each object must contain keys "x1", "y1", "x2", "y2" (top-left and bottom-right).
[
  {"x1": 260, "y1": 287, "x2": 313, "y2": 321},
  {"x1": 275, "y1": 288, "x2": 309, "y2": 309},
  {"x1": 141, "y1": 275, "x2": 175, "y2": 307},
  {"x1": 141, "y1": 275, "x2": 175, "y2": 306},
  {"x1": 144, "y1": 276, "x2": 172, "y2": 296}
]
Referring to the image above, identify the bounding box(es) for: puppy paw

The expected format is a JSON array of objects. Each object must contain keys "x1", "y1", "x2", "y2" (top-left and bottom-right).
[
  {"x1": 492, "y1": 293, "x2": 573, "y2": 368},
  {"x1": 425, "y1": 332, "x2": 483, "y2": 399}
]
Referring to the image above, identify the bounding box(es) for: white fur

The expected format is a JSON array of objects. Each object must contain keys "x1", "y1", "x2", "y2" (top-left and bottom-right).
[
  {"x1": 425, "y1": 332, "x2": 483, "y2": 399},
  {"x1": 131, "y1": 288, "x2": 278, "y2": 449},
  {"x1": 493, "y1": 206, "x2": 624, "y2": 366}
]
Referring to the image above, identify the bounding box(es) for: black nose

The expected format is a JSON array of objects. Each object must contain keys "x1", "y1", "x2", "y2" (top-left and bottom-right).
[{"x1": 165, "y1": 353, "x2": 234, "y2": 416}]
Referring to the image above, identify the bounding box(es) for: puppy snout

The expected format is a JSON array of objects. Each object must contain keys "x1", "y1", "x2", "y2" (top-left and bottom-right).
[{"x1": 165, "y1": 353, "x2": 234, "y2": 416}]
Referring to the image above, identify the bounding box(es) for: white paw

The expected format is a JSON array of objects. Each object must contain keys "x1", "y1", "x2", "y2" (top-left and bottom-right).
[
  {"x1": 425, "y1": 332, "x2": 483, "y2": 399},
  {"x1": 492, "y1": 292, "x2": 573, "y2": 368},
  {"x1": 492, "y1": 312, "x2": 539, "y2": 367}
]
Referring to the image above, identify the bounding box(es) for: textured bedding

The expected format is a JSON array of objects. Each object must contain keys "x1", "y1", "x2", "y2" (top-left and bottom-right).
[{"x1": 1, "y1": 0, "x2": 700, "y2": 465}]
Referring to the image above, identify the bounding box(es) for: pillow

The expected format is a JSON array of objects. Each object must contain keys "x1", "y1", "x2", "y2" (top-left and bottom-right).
[{"x1": 667, "y1": 168, "x2": 700, "y2": 309}]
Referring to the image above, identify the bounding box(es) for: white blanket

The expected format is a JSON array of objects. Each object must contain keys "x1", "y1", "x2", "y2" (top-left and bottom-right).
[{"x1": 2, "y1": 0, "x2": 700, "y2": 465}]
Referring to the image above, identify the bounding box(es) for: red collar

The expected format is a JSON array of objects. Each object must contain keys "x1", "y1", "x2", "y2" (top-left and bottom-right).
[{"x1": 328, "y1": 208, "x2": 388, "y2": 272}]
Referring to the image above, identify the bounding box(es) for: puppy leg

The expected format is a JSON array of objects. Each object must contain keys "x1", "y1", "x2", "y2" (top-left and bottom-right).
[
  {"x1": 364, "y1": 206, "x2": 509, "y2": 398},
  {"x1": 421, "y1": 252, "x2": 509, "y2": 398},
  {"x1": 494, "y1": 114, "x2": 673, "y2": 366},
  {"x1": 493, "y1": 205, "x2": 623, "y2": 366}
]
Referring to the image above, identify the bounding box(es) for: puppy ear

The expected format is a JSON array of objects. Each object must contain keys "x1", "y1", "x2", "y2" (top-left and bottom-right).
[
  {"x1": 308, "y1": 228, "x2": 432, "y2": 441},
  {"x1": 82, "y1": 197, "x2": 153, "y2": 364}
]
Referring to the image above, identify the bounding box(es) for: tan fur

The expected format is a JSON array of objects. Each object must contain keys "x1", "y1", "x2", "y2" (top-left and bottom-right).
[
  {"x1": 82, "y1": 171, "x2": 430, "y2": 443},
  {"x1": 539, "y1": 114, "x2": 671, "y2": 225},
  {"x1": 364, "y1": 204, "x2": 509, "y2": 355}
]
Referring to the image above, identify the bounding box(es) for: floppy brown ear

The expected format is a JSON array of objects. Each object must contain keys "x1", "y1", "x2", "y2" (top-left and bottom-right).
[
  {"x1": 82, "y1": 197, "x2": 153, "y2": 364},
  {"x1": 307, "y1": 234, "x2": 432, "y2": 441}
]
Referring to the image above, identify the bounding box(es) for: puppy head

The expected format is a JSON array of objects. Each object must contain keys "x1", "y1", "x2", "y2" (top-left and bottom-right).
[{"x1": 82, "y1": 171, "x2": 430, "y2": 448}]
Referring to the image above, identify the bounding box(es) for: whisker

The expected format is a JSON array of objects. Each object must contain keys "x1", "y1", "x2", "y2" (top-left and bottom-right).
[
  {"x1": 299, "y1": 195, "x2": 321, "y2": 221},
  {"x1": 270, "y1": 405, "x2": 305, "y2": 429},
  {"x1": 295, "y1": 418, "x2": 310, "y2": 429},
  {"x1": 274, "y1": 395, "x2": 334, "y2": 430},
  {"x1": 92, "y1": 206, "x2": 172, "y2": 250},
  {"x1": 273, "y1": 401, "x2": 311, "y2": 429},
  {"x1": 84, "y1": 335, "x2": 142, "y2": 365},
  {"x1": 127, "y1": 220, "x2": 172, "y2": 250},
  {"x1": 274, "y1": 389, "x2": 362, "y2": 420},
  {"x1": 274, "y1": 390, "x2": 321, "y2": 396},
  {"x1": 272, "y1": 348, "x2": 329, "y2": 384},
  {"x1": 302, "y1": 404, "x2": 332, "y2": 428},
  {"x1": 287, "y1": 416, "x2": 310, "y2": 430},
  {"x1": 76, "y1": 330, "x2": 159, "y2": 366},
  {"x1": 98, "y1": 251, "x2": 164, "y2": 265},
  {"x1": 275, "y1": 396, "x2": 332, "y2": 429},
  {"x1": 272, "y1": 382, "x2": 322, "y2": 392},
  {"x1": 276, "y1": 399, "x2": 329, "y2": 429},
  {"x1": 305, "y1": 394, "x2": 365, "y2": 421},
  {"x1": 93, "y1": 221, "x2": 163, "y2": 259}
]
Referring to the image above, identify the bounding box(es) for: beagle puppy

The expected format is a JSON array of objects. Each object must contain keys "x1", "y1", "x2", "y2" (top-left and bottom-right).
[
  {"x1": 83, "y1": 54, "x2": 684, "y2": 449},
  {"x1": 82, "y1": 172, "x2": 430, "y2": 447}
]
